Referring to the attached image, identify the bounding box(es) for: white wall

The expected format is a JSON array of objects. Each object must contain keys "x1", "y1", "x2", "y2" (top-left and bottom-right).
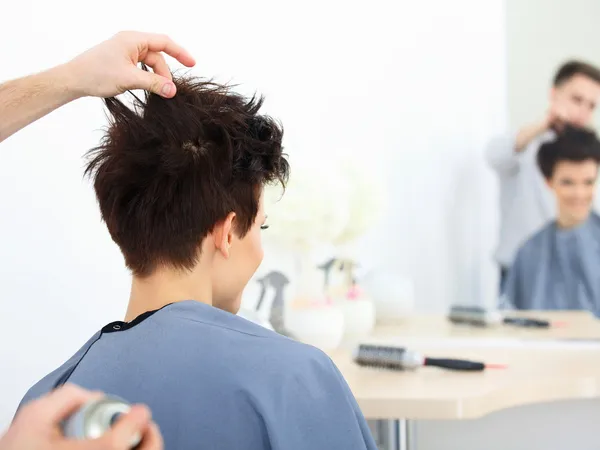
[
  {"x1": 506, "y1": 0, "x2": 600, "y2": 130},
  {"x1": 0, "y1": 0, "x2": 506, "y2": 427}
]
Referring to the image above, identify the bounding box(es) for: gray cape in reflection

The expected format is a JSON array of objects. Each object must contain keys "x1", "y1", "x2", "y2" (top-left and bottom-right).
[{"x1": 502, "y1": 212, "x2": 600, "y2": 316}]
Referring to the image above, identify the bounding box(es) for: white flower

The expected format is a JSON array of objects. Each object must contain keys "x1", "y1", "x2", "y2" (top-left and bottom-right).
[
  {"x1": 334, "y1": 157, "x2": 386, "y2": 245},
  {"x1": 264, "y1": 156, "x2": 351, "y2": 250},
  {"x1": 264, "y1": 153, "x2": 385, "y2": 250}
]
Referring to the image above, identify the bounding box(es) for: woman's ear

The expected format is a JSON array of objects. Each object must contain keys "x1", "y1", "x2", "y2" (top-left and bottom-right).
[{"x1": 213, "y1": 212, "x2": 236, "y2": 258}]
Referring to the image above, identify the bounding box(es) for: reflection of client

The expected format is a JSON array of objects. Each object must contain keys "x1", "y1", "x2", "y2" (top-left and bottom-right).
[
  {"x1": 486, "y1": 61, "x2": 600, "y2": 291},
  {"x1": 502, "y1": 126, "x2": 600, "y2": 315}
]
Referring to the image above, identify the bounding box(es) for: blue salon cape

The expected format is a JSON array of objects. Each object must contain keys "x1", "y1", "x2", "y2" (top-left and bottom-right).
[
  {"x1": 18, "y1": 301, "x2": 377, "y2": 450},
  {"x1": 502, "y1": 212, "x2": 600, "y2": 316}
]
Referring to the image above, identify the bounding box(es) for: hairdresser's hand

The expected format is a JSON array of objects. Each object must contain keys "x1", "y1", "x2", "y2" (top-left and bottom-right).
[
  {"x1": 63, "y1": 31, "x2": 196, "y2": 99},
  {"x1": 546, "y1": 102, "x2": 570, "y2": 132},
  {"x1": 0, "y1": 384, "x2": 163, "y2": 450}
]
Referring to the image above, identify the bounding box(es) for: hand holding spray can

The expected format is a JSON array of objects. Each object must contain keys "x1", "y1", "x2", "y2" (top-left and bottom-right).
[{"x1": 62, "y1": 395, "x2": 142, "y2": 448}]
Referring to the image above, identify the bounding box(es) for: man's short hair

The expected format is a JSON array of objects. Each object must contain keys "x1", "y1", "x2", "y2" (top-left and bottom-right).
[
  {"x1": 85, "y1": 70, "x2": 290, "y2": 277},
  {"x1": 537, "y1": 125, "x2": 600, "y2": 179},
  {"x1": 553, "y1": 60, "x2": 600, "y2": 87}
]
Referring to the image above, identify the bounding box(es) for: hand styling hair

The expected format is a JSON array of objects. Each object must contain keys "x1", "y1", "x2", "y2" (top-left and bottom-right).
[
  {"x1": 85, "y1": 68, "x2": 289, "y2": 276},
  {"x1": 537, "y1": 125, "x2": 600, "y2": 179}
]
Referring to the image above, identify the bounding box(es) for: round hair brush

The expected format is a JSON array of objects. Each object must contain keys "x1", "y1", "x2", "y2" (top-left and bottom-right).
[{"x1": 353, "y1": 344, "x2": 506, "y2": 372}]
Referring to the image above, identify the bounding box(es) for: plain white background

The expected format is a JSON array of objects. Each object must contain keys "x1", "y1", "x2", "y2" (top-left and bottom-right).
[{"x1": 0, "y1": 0, "x2": 507, "y2": 427}]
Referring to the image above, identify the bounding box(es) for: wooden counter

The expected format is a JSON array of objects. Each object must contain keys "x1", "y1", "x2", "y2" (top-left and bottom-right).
[{"x1": 329, "y1": 311, "x2": 600, "y2": 420}]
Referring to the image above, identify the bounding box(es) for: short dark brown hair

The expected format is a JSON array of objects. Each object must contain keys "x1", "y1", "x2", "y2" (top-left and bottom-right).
[
  {"x1": 85, "y1": 71, "x2": 289, "y2": 277},
  {"x1": 537, "y1": 125, "x2": 600, "y2": 179},
  {"x1": 553, "y1": 60, "x2": 600, "y2": 86}
]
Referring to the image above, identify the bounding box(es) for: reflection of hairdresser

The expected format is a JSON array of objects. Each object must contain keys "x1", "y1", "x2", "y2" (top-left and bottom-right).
[
  {"x1": 502, "y1": 126, "x2": 600, "y2": 315},
  {"x1": 0, "y1": 384, "x2": 162, "y2": 450},
  {"x1": 0, "y1": 30, "x2": 195, "y2": 450},
  {"x1": 486, "y1": 61, "x2": 600, "y2": 291}
]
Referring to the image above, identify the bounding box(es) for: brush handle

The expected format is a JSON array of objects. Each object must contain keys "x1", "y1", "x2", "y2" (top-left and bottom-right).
[
  {"x1": 423, "y1": 358, "x2": 485, "y2": 371},
  {"x1": 503, "y1": 317, "x2": 550, "y2": 328}
]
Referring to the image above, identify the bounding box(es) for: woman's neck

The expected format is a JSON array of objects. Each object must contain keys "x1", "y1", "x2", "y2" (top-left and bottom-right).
[
  {"x1": 556, "y1": 212, "x2": 588, "y2": 230},
  {"x1": 125, "y1": 267, "x2": 213, "y2": 322}
]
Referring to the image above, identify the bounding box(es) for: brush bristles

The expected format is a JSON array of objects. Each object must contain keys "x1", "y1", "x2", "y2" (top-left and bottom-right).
[{"x1": 353, "y1": 344, "x2": 408, "y2": 370}]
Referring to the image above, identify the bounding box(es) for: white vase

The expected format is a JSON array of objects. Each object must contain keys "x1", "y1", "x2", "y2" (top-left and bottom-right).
[
  {"x1": 281, "y1": 250, "x2": 346, "y2": 350},
  {"x1": 339, "y1": 298, "x2": 376, "y2": 341},
  {"x1": 361, "y1": 271, "x2": 415, "y2": 321},
  {"x1": 285, "y1": 305, "x2": 345, "y2": 350}
]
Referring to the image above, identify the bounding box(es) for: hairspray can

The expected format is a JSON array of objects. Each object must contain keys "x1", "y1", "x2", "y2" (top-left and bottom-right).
[{"x1": 62, "y1": 395, "x2": 141, "y2": 447}]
